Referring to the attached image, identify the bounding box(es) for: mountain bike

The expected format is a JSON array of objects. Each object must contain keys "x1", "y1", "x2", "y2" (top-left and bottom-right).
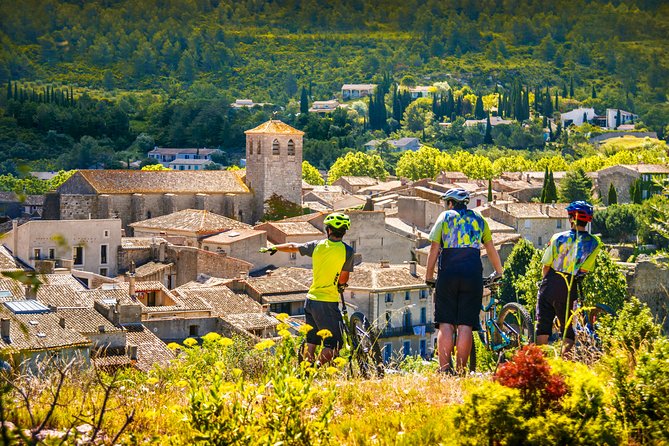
[
  {"x1": 469, "y1": 276, "x2": 534, "y2": 371},
  {"x1": 297, "y1": 290, "x2": 385, "y2": 379}
]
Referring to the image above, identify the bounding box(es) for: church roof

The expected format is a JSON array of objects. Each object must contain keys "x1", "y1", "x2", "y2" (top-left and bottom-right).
[
  {"x1": 244, "y1": 120, "x2": 304, "y2": 135},
  {"x1": 72, "y1": 170, "x2": 250, "y2": 194}
]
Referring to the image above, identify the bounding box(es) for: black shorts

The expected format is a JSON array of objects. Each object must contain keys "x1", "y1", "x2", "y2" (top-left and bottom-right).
[
  {"x1": 536, "y1": 268, "x2": 578, "y2": 340},
  {"x1": 434, "y1": 249, "x2": 483, "y2": 327},
  {"x1": 304, "y1": 298, "x2": 344, "y2": 350}
]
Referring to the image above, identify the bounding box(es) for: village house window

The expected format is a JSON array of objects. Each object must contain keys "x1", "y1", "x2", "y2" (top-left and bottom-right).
[
  {"x1": 256, "y1": 140, "x2": 261, "y2": 155},
  {"x1": 103, "y1": 230, "x2": 109, "y2": 238},
  {"x1": 403, "y1": 310, "x2": 412, "y2": 329},
  {"x1": 272, "y1": 139, "x2": 280, "y2": 155},
  {"x1": 73, "y1": 246, "x2": 84, "y2": 266},
  {"x1": 420, "y1": 289, "x2": 428, "y2": 300},
  {"x1": 420, "y1": 307, "x2": 427, "y2": 325},
  {"x1": 557, "y1": 219, "x2": 562, "y2": 229},
  {"x1": 385, "y1": 311, "x2": 392, "y2": 326},
  {"x1": 99, "y1": 268, "x2": 108, "y2": 277},
  {"x1": 147, "y1": 291, "x2": 157, "y2": 307},
  {"x1": 403, "y1": 340, "x2": 411, "y2": 356},
  {"x1": 405, "y1": 291, "x2": 411, "y2": 301},
  {"x1": 289, "y1": 252, "x2": 297, "y2": 260},
  {"x1": 420, "y1": 339, "x2": 427, "y2": 358},
  {"x1": 524, "y1": 220, "x2": 531, "y2": 229},
  {"x1": 33, "y1": 248, "x2": 41, "y2": 260},
  {"x1": 384, "y1": 343, "x2": 392, "y2": 362},
  {"x1": 385, "y1": 292, "x2": 393, "y2": 303},
  {"x1": 189, "y1": 325, "x2": 199, "y2": 337},
  {"x1": 100, "y1": 245, "x2": 108, "y2": 265},
  {"x1": 287, "y1": 140, "x2": 295, "y2": 156},
  {"x1": 204, "y1": 246, "x2": 209, "y2": 251},
  {"x1": 48, "y1": 248, "x2": 55, "y2": 259},
  {"x1": 538, "y1": 236, "x2": 543, "y2": 246}
]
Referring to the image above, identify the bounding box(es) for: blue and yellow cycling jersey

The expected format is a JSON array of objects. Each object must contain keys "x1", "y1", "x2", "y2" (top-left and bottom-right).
[
  {"x1": 298, "y1": 239, "x2": 354, "y2": 303},
  {"x1": 541, "y1": 230, "x2": 602, "y2": 275},
  {"x1": 428, "y1": 209, "x2": 492, "y2": 249}
]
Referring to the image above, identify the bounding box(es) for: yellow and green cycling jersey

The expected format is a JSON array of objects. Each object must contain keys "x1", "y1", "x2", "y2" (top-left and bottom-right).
[
  {"x1": 298, "y1": 238, "x2": 354, "y2": 303},
  {"x1": 541, "y1": 229, "x2": 601, "y2": 275}
]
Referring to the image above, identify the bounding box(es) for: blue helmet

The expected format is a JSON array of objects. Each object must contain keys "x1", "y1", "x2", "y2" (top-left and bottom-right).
[
  {"x1": 566, "y1": 200, "x2": 594, "y2": 222},
  {"x1": 441, "y1": 188, "x2": 470, "y2": 204}
]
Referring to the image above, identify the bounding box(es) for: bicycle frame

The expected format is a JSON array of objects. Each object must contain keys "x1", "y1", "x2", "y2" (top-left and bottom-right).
[{"x1": 480, "y1": 286, "x2": 516, "y2": 352}]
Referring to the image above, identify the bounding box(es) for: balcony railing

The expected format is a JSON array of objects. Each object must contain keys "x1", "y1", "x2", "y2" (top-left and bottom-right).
[{"x1": 379, "y1": 324, "x2": 434, "y2": 338}]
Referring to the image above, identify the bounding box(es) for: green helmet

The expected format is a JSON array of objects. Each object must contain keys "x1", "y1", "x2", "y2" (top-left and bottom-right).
[{"x1": 324, "y1": 212, "x2": 351, "y2": 230}]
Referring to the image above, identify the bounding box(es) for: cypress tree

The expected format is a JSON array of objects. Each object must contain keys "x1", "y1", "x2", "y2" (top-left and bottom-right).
[
  {"x1": 14, "y1": 83, "x2": 18, "y2": 100},
  {"x1": 487, "y1": 178, "x2": 493, "y2": 201},
  {"x1": 582, "y1": 112, "x2": 588, "y2": 125},
  {"x1": 540, "y1": 166, "x2": 549, "y2": 203},
  {"x1": 555, "y1": 121, "x2": 562, "y2": 140},
  {"x1": 300, "y1": 86, "x2": 308, "y2": 114},
  {"x1": 455, "y1": 95, "x2": 462, "y2": 116},
  {"x1": 616, "y1": 109, "x2": 621, "y2": 129},
  {"x1": 570, "y1": 77, "x2": 574, "y2": 98},
  {"x1": 543, "y1": 115, "x2": 548, "y2": 128},
  {"x1": 591, "y1": 85, "x2": 597, "y2": 98},
  {"x1": 534, "y1": 85, "x2": 541, "y2": 113},
  {"x1": 562, "y1": 83, "x2": 567, "y2": 98},
  {"x1": 484, "y1": 113, "x2": 493, "y2": 144},
  {"x1": 554, "y1": 90, "x2": 559, "y2": 111},
  {"x1": 546, "y1": 170, "x2": 558, "y2": 203},
  {"x1": 474, "y1": 94, "x2": 485, "y2": 119},
  {"x1": 548, "y1": 123, "x2": 553, "y2": 141},
  {"x1": 446, "y1": 91, "x2": 454, "y2": 118},
  {"x1": 608, "y1": 183, "x2": 618, "y2": 205},
  {"x1": 632, "y1": 179, "x2": 643, "y2": 204},
  {"x1": 6, "y1": 80, "x2": 11, "y2": 100}
]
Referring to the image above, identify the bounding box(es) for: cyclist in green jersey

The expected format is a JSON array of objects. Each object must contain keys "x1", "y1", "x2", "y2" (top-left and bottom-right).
[
  {"x1": 536, "y1": 201, "x2": 601, "y2": 354},
  {"x1": 262, "y1": 212, "x2": 354, "y2": 364}
]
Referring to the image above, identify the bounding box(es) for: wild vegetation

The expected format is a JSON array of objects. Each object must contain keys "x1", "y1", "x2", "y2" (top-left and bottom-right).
[{"x1": 1, "y1": 296, "x2": 667, "y2": 445}]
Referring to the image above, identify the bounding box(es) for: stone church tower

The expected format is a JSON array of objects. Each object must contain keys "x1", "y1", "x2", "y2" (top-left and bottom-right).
[{"x1": 244, "y1": 120, "x2": 304, "y2": 221}]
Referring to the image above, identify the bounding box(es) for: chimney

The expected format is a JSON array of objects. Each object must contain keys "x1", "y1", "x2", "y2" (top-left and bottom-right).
[
  {"x1": 504, "y1": 203, "x2": 509, "y2": 213},
  {"x1": 409, "y1": 261, "x2": 417, "y2": 276},
  {"x1": 98, "y1": 325, "x2": 106, "y2": 333},
  {"x1": 128, "y1": 261, "x2": 136, "y2": 300},
  {"x1": 1, "y1": 318, "x2": 10, "y2": 340},
  {"x1": 25, "y1": 286, "x2": 37, "y2": 300},
  {"x1": 159, "y1": 242, "x2": 166, "y2": 263},
  {"x1": 380, "y1": 260, "x2": 390, "y2": 268},
  {"x1": 266, "y1": 270, "x2": 273, "y2": 277},
  {"x1": 127, "y1": 345, "x2": 138, "y2": 360},
  {"x1": 59, "y1": 317, "x2": 65, "y2": 329}
]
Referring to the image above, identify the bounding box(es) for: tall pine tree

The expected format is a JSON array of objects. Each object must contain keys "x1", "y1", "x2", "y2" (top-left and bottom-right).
[
  {"x1": 608, "y1": 183, "x2": 618, "y2": 205},
  {"x1": 484, "y1": 113, "x2": 493, "y2": 144},
  {"x1": 300, "y1": 87, "x2": 309, "y2": 114}
]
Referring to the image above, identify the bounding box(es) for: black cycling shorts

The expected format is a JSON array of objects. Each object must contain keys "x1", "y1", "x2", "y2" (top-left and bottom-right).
[
  {"x1": 536, "y1": 268, "x2": 578, "y2": 340},
  {"x1": 304, "y1": 298, "x2": 344, "y2": 350},
  {"x1": 434, "y1": 249, "x2": 483, "y2": 327}
]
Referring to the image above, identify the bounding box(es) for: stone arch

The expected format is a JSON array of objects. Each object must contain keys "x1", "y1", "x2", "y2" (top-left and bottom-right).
[
  {"x1": 287, "y1": 139, "x2": 295, "y2": 156},
  {"x1": 272, "y1": 139, "x2": 280, "y2": 155},
  {"x1": 256, "y1": 139, "x2": 261, "y2": 155}
]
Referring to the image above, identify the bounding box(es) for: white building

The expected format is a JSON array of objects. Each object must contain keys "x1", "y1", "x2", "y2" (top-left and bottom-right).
[
  {"x1": 341, "y1": 84, "x2": 376, "y2": 100},
  {"x1": 560, "y1": 107, "x2": 596, "y2": 127},
  {"x1": 3, "y1": 219, "x2": 122, "y2": 277}
]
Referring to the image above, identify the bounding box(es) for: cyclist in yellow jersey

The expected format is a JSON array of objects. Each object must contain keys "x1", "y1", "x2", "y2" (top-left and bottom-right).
[{"x1": 262, "y1": 212, "x2": 354, "y2": 364}]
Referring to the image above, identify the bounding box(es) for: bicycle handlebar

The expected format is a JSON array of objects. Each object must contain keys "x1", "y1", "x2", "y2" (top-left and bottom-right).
[{"x1": 483, "y1": 275, "x2": 503, "y2": 287}]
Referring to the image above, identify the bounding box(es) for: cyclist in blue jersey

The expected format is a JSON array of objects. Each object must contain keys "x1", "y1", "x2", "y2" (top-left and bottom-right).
[
  {"x1": 261, "y1": 212, "x2": 354, "y2": 364},
  {"x1": 425, "y1": 188, "x2": 504, "y2": 374},
  {"x1": 536, "y1": 201, "x2": 601, "y2": 353}
]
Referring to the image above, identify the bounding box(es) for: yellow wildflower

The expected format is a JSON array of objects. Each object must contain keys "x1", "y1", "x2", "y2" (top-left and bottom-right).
[
  {"x1": 202, "y1": 332, "x2": 221, "y2": 343},
  {"x1": 298, "y1": 324, "x2": 313, "y2": 335},
  {"x1": 317, "y1": 329, "x2": 333, "y2": 339},
  {"x1": 326, "y1": 366, "x2": 339, "y2": 376},
  {"x1": 277, "y1": 322, "x2": 290, "y2": 331},
  {"x1": 333, "y1": 357, "x2": 347, "y2": 368},
  {"x1": 276, "y1": 313, "x2": 289, "y2": 322},
  {"x1": 232, "y1": 368, "x2": 243, "y2": 378},
  {"x1": 146, "y1": 377, "x2": 159, "y2": 385},
  {"x1": 254, "y1": 339, "x2": 275, "y2": 351},
  {"x1": 219, "y1": 337, "x2": 234, "y2": 347},
  {"x1": 176, "y1": 380, "x2": 188, "y2": 387},
  {"x1": 183, "y1": 337, "x2": 198, "y2": 347},
  {"x1": 166, "y1": 342, "x2": 181, "y2": 351},
  {"x1": 279, "y1": 329, "x2": 291, "y2": 338}
]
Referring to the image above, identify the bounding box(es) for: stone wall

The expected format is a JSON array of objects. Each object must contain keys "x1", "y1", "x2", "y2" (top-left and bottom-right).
[
  {"x1": 598, "y1": 169, "x2": 637, "y2": 204},
  {"x1": 142, "y1": 317, "x2": 220, "y2": 343},
  {"x1": 60, "y1": 195, "x2": 98, "y2": 220},
  {"x1": 626, "y1": 259, "x2": 669, "y2": 333},
  {"x1": 346, "y1": 210, "x2": 416, "y2": 264},
  {"x1": 397, "y1": 196, "x2": 443, "y2": 231},
  {"x1": 165, "y1": 246, "x2": 252, "y2": 287}
]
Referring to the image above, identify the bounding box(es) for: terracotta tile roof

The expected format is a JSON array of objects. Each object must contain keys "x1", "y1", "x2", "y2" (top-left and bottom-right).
[
  {"x1": 336, "y1": 176, "x2": 378, "y2": 186},
  {"x1": 150, "y1": 148, "x2": 219, "y2": 155},
  {"x1": 0, "y1": 274, "x2": 90, "y2": 308},
  {"x1": 620, "y1": 164, "x2": 669, "y2": 174},
  {"x1": 261, "y1": 292, "x2": 307, "y2": 304},
  {"x1": 202, "y1": 229, "x2": 265, "y2": 244},
  {"x1": 109, "y1": 281, "x2": 212, "y2": 313},
  {"x1": 491, "y1": 203, "x2": 568, "y2": 219},
  {"x1": 244, "y1": 120, "x2": 304, "y2": 135},
  {"x1": 259, "y1": 222, "x2": 323, "y2": 237},
  {"x1": 347, "y1": 262, "x2": 428, "y2": 290},
  {"x1": 0, "y1": 305, "x2": 90, "y2": 352},
  {"x1": 56, "y1": 308, "x2": 122, "y2": 334},
  {"x1": 72, "y1": 170, "x2": 250, "y2": 194},
  {"x1": 121, "y1": 237, "x2": 167, "y2": 249},
  {"x1": 130, "y1": 209, "x2": 251, "y2": 235},
  {"x1": 491, "y1": 233, "x2": 522, "y2": 246},
  {"x1": 487, "y1": 219, "x2": 516, "y2": 233},
  {"x1": 135, "y1": 262, "x2": 173, "y2": 278},
  {"x1": 222, "y1": 313, "x2": 279, "y2": 331},
  {"x1": 244, "y1": 276, "x2": 308, "y2": 295},
  {"x1": 124, "y1": 324, "x2": 175, "y2": 372},
  {"x1": 358, "y1": 180, "x2": 404, "y2": 194},
  {"x1": 0, "y1": 246, "x2": 22, "y2": 272},
  {"x1": 174, "y1": 286, "x2": 262, "y2": 317},
  {"x1": 278, "y1": 212, "x2": 325, "y2": 223},
  {"x1": 269, "y1": 267, "x2": 313, "y2": 288}
]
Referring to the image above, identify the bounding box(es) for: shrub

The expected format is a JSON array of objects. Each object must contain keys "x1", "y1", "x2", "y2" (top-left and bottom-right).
[
  {"x1": 495, "y1": 345, "x2": 567, "y2": 416},
  {"x1": 500, "y1": 238, "x2": 539, "y2": 304}
]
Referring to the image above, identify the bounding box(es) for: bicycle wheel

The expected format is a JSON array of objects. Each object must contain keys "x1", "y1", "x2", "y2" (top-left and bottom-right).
[
  {"x1": 495, "y1": 302, "x2": 534, "y2": 347},
  {"x1": 349, "y1": 312, "x2": 384, "y2": 378}
]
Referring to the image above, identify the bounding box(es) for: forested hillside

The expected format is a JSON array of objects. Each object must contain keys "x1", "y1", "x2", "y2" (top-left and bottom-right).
[{"x1": 0, "y1": 0, "x2": 668, "y2": 173}]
